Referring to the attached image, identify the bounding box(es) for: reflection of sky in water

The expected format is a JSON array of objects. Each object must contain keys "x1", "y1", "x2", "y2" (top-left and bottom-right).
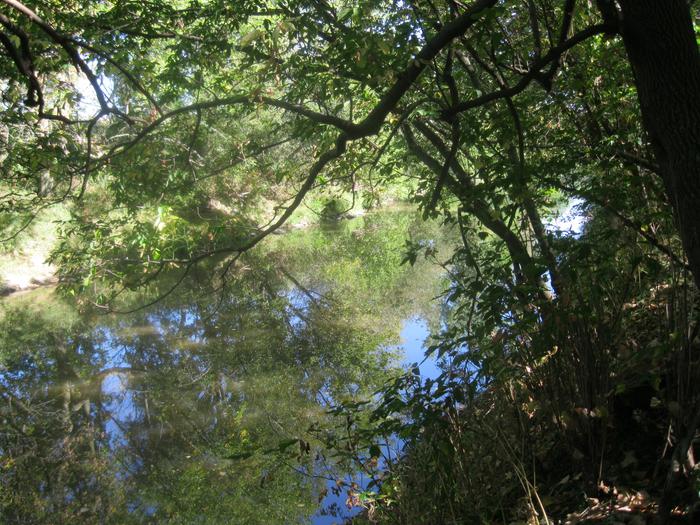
[
  {"x1": 87, "y1": 307, "x2": 418, "y2": 525},
  {"x1": 91, "y1": 285, "x2": 439, "y2": 525},
  {"x1": 284, "y1": 288, "x2": 313, "y2": 331},
  {"x1": 1, "y1": 210, "x2": 452, "y2": 524},
  {"x1": 312, "y1": 316, "x2": 437, "y2": 525},
  {"x1": 0, "y1": 298, "x2": 440, "y2": 524},
  {"x1": 398, "y1": 317, "x2": 439, "y2": 380},
  {"x1": 102, "y1": 373, "x2": 130, "y2": 448}
]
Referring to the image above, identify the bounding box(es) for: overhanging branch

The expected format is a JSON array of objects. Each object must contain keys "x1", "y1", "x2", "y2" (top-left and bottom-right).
[{"x1": 446, "y1": 23, "x2": 615, "y2": 117}]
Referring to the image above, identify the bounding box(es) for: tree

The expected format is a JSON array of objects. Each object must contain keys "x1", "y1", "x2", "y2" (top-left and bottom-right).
[
  {"x1": 1, "y1": 1, "x2": 699, "y2": 521},
  {"x1": 0, "y1": 0, "x2": 697, "y2": 289},
  {"x1": 616, "y1": 0, "x2": 700, "y2": 291}
]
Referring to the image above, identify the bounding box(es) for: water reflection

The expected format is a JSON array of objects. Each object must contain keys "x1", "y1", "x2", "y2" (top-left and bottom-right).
[
  {"x1": 397, "y1": 318, "x2": 440, "y2": 381},
  {"x1": 0, "y1": 210, "x2": 451, "y2": 524}
]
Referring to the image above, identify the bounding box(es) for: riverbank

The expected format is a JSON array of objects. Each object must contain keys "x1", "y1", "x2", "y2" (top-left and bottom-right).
[
  {"x1": 0, "y1": 207, "x2": 65, "y2": 296},
  {"x1": 0, "y1": 190, "x2": 415, "y2": 296},
  {"x1": 0, "y1": 257, "x2": 56, "y2": 296}
]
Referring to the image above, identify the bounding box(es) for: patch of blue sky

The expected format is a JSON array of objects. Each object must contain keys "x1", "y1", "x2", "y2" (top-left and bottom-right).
[{"x1": 546, "y1": 197, "x2": 587, "y2": 237}]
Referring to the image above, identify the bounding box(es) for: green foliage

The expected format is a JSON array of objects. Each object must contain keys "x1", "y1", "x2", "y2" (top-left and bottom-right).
[{"x1": 1, "y1": 0, "x2": 699, "y2": 523}]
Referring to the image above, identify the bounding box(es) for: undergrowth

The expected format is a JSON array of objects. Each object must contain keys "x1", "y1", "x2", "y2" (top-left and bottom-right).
[{"x1": 331, "y1": 209, "x2": 700, "y2": 525}]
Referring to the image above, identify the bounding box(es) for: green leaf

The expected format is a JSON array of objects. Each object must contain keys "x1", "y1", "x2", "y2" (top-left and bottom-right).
[
  {"x1": 239, "y1": 29, "x2": 263, "y2": 47},
  {"x1": 226, "y1": 451, "x2": 254, "y2": 460},
  {"x1": 277, "y1": 438, "x2": 300, "y2": 452}
]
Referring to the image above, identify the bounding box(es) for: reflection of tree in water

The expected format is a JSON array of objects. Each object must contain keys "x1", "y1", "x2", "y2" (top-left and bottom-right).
[{"x1": 0, "y1": 211, "x2": 450, "y2": 524}]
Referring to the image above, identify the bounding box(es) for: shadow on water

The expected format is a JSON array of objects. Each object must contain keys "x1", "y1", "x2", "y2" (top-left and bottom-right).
[{"x1": 0, "y1": 209, "x2": 453, "y2": 525}]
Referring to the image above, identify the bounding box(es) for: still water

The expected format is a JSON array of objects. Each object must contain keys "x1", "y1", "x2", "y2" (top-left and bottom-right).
[{"x1": 0, "y1": 210, "x2": 450, "y2": 524}]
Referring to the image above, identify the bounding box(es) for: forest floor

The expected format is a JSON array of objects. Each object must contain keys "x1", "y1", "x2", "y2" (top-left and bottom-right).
[{"x1": 563, "y1": 491, "x2": 662, "y2": 524}]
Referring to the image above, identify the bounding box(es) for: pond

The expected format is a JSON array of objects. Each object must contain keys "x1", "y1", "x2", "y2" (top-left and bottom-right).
[{"x1": 0, "y1": 209, "x2": 452, "y2": 524}]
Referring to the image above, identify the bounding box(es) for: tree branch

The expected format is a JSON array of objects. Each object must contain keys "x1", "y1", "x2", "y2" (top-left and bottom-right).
[
  {"x1": 447, "y1": 23, "x2": 614, "y2": 116},
  {"x1": 1, "y1": 0, "x2": 116, "y2": 116},
  {"x1": 353, "y1": 0, "x2": 497, "y2": 137},
  {"x1": 108, "y1": 94, "x2": 357, "y2": 159}
]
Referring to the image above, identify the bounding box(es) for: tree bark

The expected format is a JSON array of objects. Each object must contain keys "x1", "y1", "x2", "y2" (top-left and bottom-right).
[{"x1": 618, "y1": 0, "x2": 700, "y2": 289}]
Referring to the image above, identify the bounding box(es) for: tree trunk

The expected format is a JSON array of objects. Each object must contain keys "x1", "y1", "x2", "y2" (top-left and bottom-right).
[{"x1": 618, "y1": 0, "x2": 700, "y2": 289}]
